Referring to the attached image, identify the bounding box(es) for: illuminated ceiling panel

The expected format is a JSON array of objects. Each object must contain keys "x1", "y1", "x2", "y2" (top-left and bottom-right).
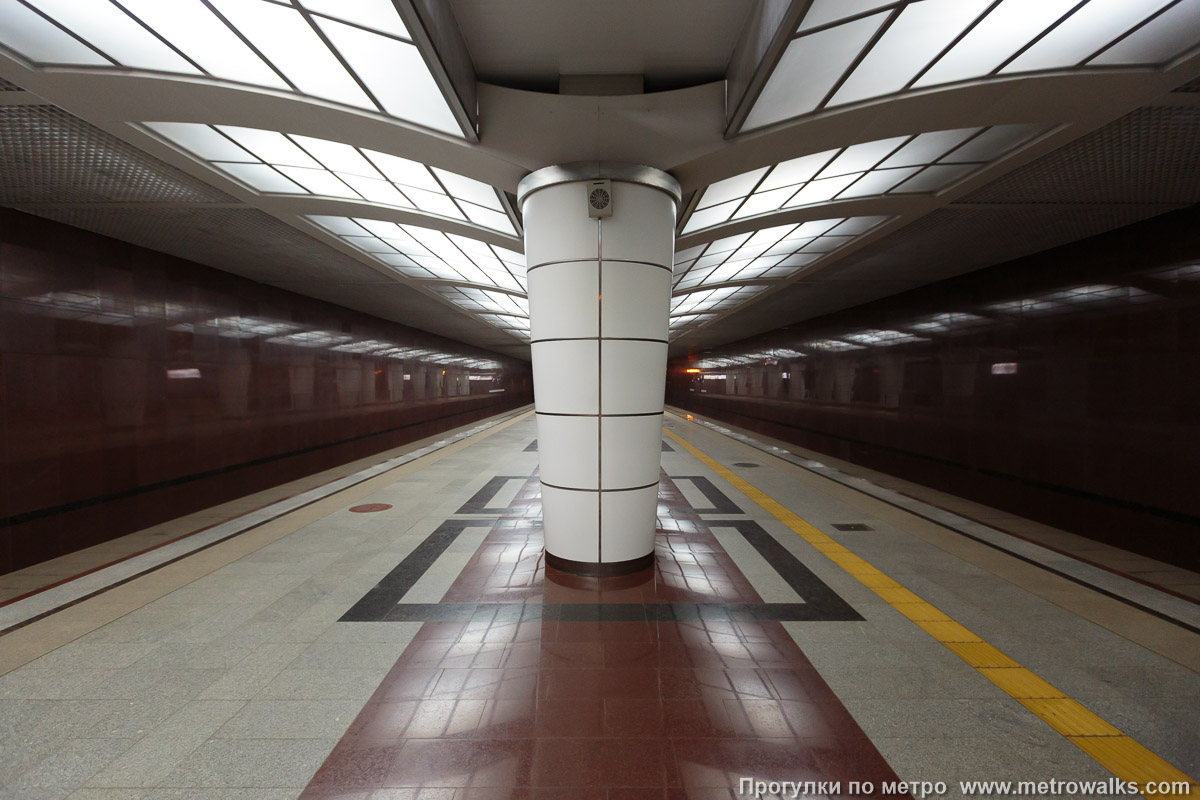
[
  {"x1": 673, "y1": 216, "x2": 891, "y2": 298},
  {"x1": 427, "y1": 285, "x2": 531, "y2": 341},
  {"x1": 668, "y1": 313, "x2": 719, "y2": 332},
  {"x1": 671, "y1": 285, "x2": 772, "y2": 318},
  {"x1": 745, "y1": 0, "x2": 1195, "y2": 131},
  {"x1": 681, "y1": 125, "x2": 1043, "y2": 235},
  {"x1": 309, "y1": 213, "x2": 529, "y2": 341},
  {"x1": 309, "y1": 213, "x2": 525, "y2": 290},
  {"x1": 147, "y1": 123, "x2": 517, "y2": 237},
  {"x1": 309, "y1": 202, "x2": 875, "y2": 342},
  {"x1": 0, "y1": 0, "x2": 462, "y2": 135},
  {"x1": 667, "y1": 216, "x2": 897, "y2": 334}
]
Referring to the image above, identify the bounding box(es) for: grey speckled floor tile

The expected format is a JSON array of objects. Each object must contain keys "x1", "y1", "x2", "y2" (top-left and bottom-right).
[
  {"x1": 86, "y1": 696, "x2": 193, "y2": 739},
  {"x1": 137, "y1": 790, "x2": 299, "y2": 800},
  {"x1": 30, "y1": 643, "x2": 163, "y2": 671},
  {"x1": 874, "y1": 732, "x2": 1113, "y2": 787},
  {"x1": 253, "y1": 668, "x2": 391, "y2": 701},
  {"x1": 0, "y1": 669, "x2": 121, "y2": 701},
  {"x1": 195, "y1": 643, "x2": 308, "y2": 701},
  {"x1": 151, "y1": 701, "x2": 245, "y2": 739},
  {"x1": 157, "y1": 738, "x2": 336, "y2": 788},
  {"x1": 0, "y1": 698, "x2": 121, "y2": 741},
  {"x1": 288, "y1": 641, "x2": 412, "y2": 669},
  {"x1": 84, "y1": 735, "x2": 210, "y2": 789},
  {"x1": 3, "y1": 737, "x2": 137, "y2": 800},
  {"x1": 65, "y1": 789, "x2": 148, "y2": 800},
  {"x1": 213, "y1": 699, "x2": 366, "y2": 739},
  {"x1": 315, "y1": 621, "x2": 422, "y2": 643},
  {"x1": 844, "y1": 697, "x2": 1049, "y2": 740}
]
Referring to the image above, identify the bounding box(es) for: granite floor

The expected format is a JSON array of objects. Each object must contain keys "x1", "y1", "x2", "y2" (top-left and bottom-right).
[{"x1": 0, "y1": 409, "x2": 1196, "y2": 799}]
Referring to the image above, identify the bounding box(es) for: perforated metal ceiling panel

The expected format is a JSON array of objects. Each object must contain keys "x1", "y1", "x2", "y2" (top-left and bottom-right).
[
  {"x1": 832, "y1": 205, "x2": 1185, "y2": 282},
  {"x1": 17, "y1": 205, "x2": 377, "y2": 282},
  {"x1": 0, "y1": 105, "x2": 234, "y2": 204},
  {"x1": 957, "y1": 107, "x2": 1200, "y2": 205}
]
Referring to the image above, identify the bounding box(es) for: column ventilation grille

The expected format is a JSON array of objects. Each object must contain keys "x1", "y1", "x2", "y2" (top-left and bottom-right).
[{"x1": 587, "y1": 180, "x2": 613, "y2": 217}]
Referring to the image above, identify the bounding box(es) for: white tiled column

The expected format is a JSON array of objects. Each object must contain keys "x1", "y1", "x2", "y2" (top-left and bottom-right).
[{"x1": 518, "y1": 164, "x2": 679, "y2": 575}]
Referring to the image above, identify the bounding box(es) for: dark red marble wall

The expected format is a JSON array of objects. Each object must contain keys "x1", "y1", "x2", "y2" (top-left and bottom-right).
[
  {"x1": 668, "y1": 206, "x2": 1200, "y2": 571},
  {"x1": 0, "y1": 209, "x2": 532, "y2": 575}
]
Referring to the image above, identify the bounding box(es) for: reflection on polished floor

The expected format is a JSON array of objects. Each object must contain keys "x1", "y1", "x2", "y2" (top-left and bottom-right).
[
  {"x1": 304, "y1": 476, "x2": 891, "y2": 796},
  {"x1": 0, "y1": 409, "x2": 1197, "y2": 799}
]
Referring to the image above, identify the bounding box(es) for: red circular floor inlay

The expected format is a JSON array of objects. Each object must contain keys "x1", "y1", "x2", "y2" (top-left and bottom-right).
[{"x1": 349, "y1": 503, "x2": 392, "y2": 513}]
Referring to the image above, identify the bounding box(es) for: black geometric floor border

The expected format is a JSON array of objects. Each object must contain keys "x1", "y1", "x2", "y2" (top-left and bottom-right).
[
  {"x1": 669, "y1": 475, "x2": 744, "y2": 514},
  {"x1": 341, "y1": 514, "x2": 861, "y2": 623},
  {"x1": 341, "y1": 520, "x2": 492, "y2": 621},
  {"x1": 455, "y1": 476, "x2": 531, "y2": 514}
]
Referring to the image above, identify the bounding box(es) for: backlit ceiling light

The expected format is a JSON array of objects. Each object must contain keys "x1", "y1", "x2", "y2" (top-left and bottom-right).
[
  {"x1": 309, "y1": 215, "x2": 526, "y2": 293},
  {"x1": 314, "y1": 208, "x2": 860, "y2": 341},
  {"x1": 146, "y1": 123, "x2": 517, "y2": 237},
  {"x1": 681, "y1": 125, "x2": 1042, "y2": 235},
  {"x1": 673, "y1": 216, "x2": 890, "y2": 301},
  {"x1": 0, "y1": 0, "x2": 461, "y2": 135},
  {"x1": 746, "y1": 0, "x2": 1195, "y2": 131}
]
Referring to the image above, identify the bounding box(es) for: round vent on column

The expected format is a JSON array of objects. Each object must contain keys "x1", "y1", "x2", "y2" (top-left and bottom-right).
[{"x1": 587, "y1": 179, "x2": 613, "y2": 217}]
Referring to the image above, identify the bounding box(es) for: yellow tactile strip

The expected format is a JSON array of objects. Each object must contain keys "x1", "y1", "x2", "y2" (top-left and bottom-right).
[{"x1": 664, "y1": 425, "x2": 1198, "y2": 795}]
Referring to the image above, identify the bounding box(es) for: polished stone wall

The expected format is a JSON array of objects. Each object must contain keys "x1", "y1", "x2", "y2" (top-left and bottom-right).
[
  {"x1": 668, "y1": 206, "x2": 1200, "y2": 570},
  {"x1": 0, "y1": 209, "x2": 532, "y2": 574}
]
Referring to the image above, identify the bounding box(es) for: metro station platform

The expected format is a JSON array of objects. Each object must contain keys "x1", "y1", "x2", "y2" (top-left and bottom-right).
[{"x1": 0, "y1": 408, "x2": 1197, "y2": 799}]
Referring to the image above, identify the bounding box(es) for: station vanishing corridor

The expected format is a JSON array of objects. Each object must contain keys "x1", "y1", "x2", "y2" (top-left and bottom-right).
[
  {"x1": 3, "y1": 0, "x2": 1200, "y2": 796},
  {"x1": 0, "y1": 408, "x2": 1196, "y2": 799}
]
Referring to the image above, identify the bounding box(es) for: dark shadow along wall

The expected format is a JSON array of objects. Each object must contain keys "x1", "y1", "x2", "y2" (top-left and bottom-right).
[
  {"x1": 668, "y1": 205, "x2": 1200, "y2": 571},
  {"x1": 0, "y1": 209, "x2": 532, "y2": 575}
]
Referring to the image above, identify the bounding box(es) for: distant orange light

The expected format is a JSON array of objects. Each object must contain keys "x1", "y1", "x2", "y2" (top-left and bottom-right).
[
  {"x1": 442, "y1": 370, "x2": 446, "y2": 375},
  {"x1": 685, "y1": 368, "x2": 701, "y2": 374},
  {"x1": 686, "y1": 414, "x2": 694, "y2": 421}
]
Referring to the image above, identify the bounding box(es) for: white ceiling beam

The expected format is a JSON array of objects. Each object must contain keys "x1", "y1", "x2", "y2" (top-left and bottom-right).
[{"x1": 0, "y1": 61, "x2": 526, "y2": 189}]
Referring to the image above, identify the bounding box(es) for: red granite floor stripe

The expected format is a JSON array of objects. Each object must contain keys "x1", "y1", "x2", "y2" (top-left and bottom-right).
[{"x1": 299, "y1": 478, "x2": 906, "y2": 798}]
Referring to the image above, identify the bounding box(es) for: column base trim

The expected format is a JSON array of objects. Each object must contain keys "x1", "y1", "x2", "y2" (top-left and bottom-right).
[
  {"x1": 541, "y1": 480, "x2": 660, "y2": 493},
  {"x1": 545, "y1": 550, "x2": 655, "y2": 577}
]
